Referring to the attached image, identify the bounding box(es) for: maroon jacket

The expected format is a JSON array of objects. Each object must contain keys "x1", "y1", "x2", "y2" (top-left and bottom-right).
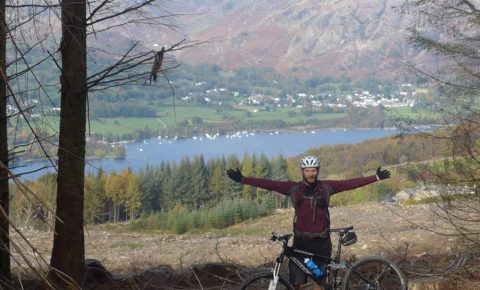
[{"x1": 242, "y1": 175, "x2": 378, "y2": 238}]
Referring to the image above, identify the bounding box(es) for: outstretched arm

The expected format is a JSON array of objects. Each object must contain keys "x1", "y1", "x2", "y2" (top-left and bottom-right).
[
  {"x1": 226, "y1": 168, "x2": 295, "y2": 195},
  {"x1": 326, "y1": 166, "x2": 391, "y2": 194}
]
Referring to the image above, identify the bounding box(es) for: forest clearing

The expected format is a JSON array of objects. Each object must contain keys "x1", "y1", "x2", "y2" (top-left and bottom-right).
[{"x1": 11, "y1": 202, "x2": 479, "y2": 289}]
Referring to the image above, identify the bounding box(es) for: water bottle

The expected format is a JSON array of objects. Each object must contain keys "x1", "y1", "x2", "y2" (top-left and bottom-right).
[{"x1": 304, "y1": 258, "x2": 325, "y2": 278}]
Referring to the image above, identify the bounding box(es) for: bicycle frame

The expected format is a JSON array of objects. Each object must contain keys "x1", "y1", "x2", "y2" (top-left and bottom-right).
[{"x1": 269, "y1": 227, "x2": 376, "y2": 290}]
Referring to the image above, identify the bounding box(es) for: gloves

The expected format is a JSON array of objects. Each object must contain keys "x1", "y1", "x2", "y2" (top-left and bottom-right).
[
  {"x1": 376, "y1": 167, "x2": 390, "y2": 180},
  {"x1": 226, "y1": 168, "x2": 243, "y2": 182}
]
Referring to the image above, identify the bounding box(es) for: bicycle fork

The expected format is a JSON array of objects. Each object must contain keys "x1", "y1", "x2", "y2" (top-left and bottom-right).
[{"x1": 268, "y1": 260, "x2": 282, "y2": 290}]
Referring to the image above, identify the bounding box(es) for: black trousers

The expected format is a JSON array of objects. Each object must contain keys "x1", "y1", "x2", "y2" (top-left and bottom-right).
[{"x1": 288, "y1": 236, "x2": 332, "y2": 286}]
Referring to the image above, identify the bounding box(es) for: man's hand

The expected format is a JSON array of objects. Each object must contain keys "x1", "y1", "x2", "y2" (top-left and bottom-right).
[
  {"x1": 376, "y1": 167, "x2": 390, "y2": 180},
  {"x1": 226, "y1": 168, "x2": 243, "y2": 182}
]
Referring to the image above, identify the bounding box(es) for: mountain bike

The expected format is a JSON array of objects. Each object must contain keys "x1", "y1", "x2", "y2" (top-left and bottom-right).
[{"x1": 240, "y1": 226, "x2": 407, "y2": 290}]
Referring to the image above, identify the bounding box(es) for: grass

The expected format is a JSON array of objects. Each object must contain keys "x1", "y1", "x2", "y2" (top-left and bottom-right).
[
  {"x1": 90, "y1": 117, "x2": 163, "y2": 135},
  {"x1": 384, "y1": 107, "x2": 439, "y2": 119},
  {"x1": 248, "y1": 108, "x2": 346, "y2": 122},
  {"x1": 19, "y1": 101, "x2": 422, "y2": 139},
  {"x1": 86, "y1": 104, "x2": 347, "y2": 137},
  {"x1": 157, "y1": 103, "x2": 229, "y2": 125}
]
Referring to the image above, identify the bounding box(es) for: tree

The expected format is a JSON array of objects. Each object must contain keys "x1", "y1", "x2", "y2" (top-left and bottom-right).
[
  {"x1": 271, "y1": 155, "x2": 288, "y2": 180},
  {"x1": 50, "y1": 0, "x2": 193, "y2": 285},
  {"x1": 0, "y1": 1, "x2": 192, "y2": 287},
  {"x1": 163, "y1": 163, "x2": 178, "y2": 208},
  {"x1": 208, "y1": 160, "x2": 225, "y2": 204},
  {"x1": 254, "y1": 153, "x2": 271, "y2": 198},
  {"x1": 84, "y1": 171, "x2": 107, "y2": 224},
  {"x1": 225, "y1": 154, "x2": 241, "y2": 196},
  {"x1": 104, "y1": 171, "x2": 125, "y2": 223},
  {"x1": 241, "y1": 153, "x2": 254, "y2": 200},
  {"x1": 271, "y1": 155, "x2": 289, "y2": 208},
  {"x1": 405, "y1": 0, "x2": 480, "y2": 245},
  {"x1": 255, "y1": 153, "x2": 271, "y2": 178},
  {"x1": 125, "y1": 171, "x2": 142, "y2": 220},
  {"x1": 0, "y1": 0, "x2": 10, "y2": 287},
  {"x1": 176, "y1": 157, "x2": 193, "y2": 206},
  {"x1": 138, "y1": 165, "x2": 162, "y2": 213},
  {"x1": 191, "y1": 155, "x2": 208, "y2": 207},
  {"x1": 49, "y1": 1, "x2": 88, "y2": 286}
]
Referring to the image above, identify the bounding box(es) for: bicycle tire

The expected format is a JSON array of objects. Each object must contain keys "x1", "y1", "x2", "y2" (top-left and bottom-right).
[
  {"x1": 342, "y1": 256, "x2": 407, "y2": 290},
  {"x1": 240, "y1": 270, "x2": 295, "y2": 290}
]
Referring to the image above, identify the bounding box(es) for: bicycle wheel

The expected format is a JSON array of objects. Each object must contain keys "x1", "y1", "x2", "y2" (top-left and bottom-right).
[
  {"x1": 342, "y1": 256, "x2": 407, "y2": 290},
  {"x1": 240, "y1": 270, "x2": 294, "y2": 290}
]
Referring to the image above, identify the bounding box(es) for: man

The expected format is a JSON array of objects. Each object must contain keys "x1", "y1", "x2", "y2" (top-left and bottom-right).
[{"x1": 226, "y1": 155, "x2": 390, "y2": 290}]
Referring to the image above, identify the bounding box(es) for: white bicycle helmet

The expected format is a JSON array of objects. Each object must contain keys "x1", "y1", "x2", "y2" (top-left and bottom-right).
[{"x1": 300, "y1": 156, "x2": 320, "y2": 168}]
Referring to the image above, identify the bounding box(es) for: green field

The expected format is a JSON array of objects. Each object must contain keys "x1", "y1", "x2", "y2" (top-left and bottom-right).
[
  {"x1": 157, "y1": 100, "x2": 345, "y2": 122},
  {"x1": 26, "y1": 102, "x2": 431, "y2": 138},
  {"x1": 89, "y1": 117, "x2": 163, "y2": 135},
  {"x1": 86, "y1": 103, "x2": 346, "y2": 136},
  {"x1": 237, "y1": 106, "x2": 346, "y2": 122},
  {"x1": 384, "y1": 107, "x2": 439, "y2": 119}
]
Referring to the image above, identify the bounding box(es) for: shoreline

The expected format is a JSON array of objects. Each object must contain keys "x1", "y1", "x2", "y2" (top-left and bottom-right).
[
  {"x1": 112, "y1": 123, "x2": 441, "y2": 143},
  {"x1": 13, "y1": 125, "x2": 441, "y2": 167}
]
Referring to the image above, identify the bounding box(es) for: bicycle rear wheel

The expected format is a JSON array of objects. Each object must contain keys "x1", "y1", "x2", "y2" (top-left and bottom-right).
[
  {"x1": 240, "y1": 270, "x2": 294, "y2": 290},
  {"x1": 342, "y1": 256, "x2": 407, "y2": 290}
]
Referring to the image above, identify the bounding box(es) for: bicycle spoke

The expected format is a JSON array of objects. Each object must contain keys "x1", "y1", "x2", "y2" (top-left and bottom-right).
[
  {"x1": 344, "y1": 258, "x2": 405, "y2": 290},
  {"x1": 376, "y1": 264, "x2": 400, "y2": 288}
]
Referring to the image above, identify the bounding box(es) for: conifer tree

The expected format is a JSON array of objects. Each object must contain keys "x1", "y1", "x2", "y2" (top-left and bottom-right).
[
  {"x1": 84, "y1": 175, "x2": 97, "y2": 224},
  {"x1": 0, "y1": 1, "x2": 8, "y2": 283},
  {"x1": 232, "y1": 198, "x2": 243, "y2": 223},
  {"x1": 271, "y1": 155, "x2": 288, "y2": 180},
  {"x1": 209, "y1": 161, "x2": 225, "y2": 204},
  {"x1": 176, "y1": 158, "x2": 193, "y2": 206},
  {"x1": 405, "y1": 0, "x2": 480, "y2": 245},
  {"x1": 263, "y1": 193, "x2": 277, "y2": 214},
  {"x1": 255, "y1": 153, "x2": 271, "y2": 178},
  {"x1": 226, "y1": 154, "x2": 241, "y2": 196},
  {"x1": 125, "y1": 172, "x2": 142, "y2": 220},
  {"x1": 191, "y1": 155, "x2": 208, "y2": 207},
  {"x1": 241, "y1": 153, "x2": 254, "y2": 200},
  {"x1": 287, "y1": 157, "x2": 301, "y2": 180},
  {"x1": 165, "y1": 163, "x2": 179, "y2": 208},
  {"x1": 271, "y1": 155, "x2": 289, "y2": 207},
  {"x1": 159, "y1": 162, "x2": 173, "y2": 209},
  {"x1": 222, "y1": 198, "x2": 234, "y2": 227},
  {"x1": 104, "y1": 171, "x2": 125, "y2": 223},
  {"x1": 254, "y1": 153, "x2": 272, "y2": 198},
  {"x1": 139, "y1": 165, "x2": 162, "y2": 213}
]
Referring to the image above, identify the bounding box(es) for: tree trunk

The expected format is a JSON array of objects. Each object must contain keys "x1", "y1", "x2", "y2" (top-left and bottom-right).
[
  {"x1": 50, "y1": 0, "x2": 87, "y2": 288},
  {"x1": 0, "y1": 1, "x2": 11, "y2": 288}
]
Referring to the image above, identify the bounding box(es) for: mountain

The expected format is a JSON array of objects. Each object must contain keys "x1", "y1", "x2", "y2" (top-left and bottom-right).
[{"x1": 121, "y1": 0, "x2": 431, "y2": 81}]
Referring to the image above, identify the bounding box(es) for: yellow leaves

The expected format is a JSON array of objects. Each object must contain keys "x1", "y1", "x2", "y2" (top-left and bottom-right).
[{"x1": 104, "y1": 171, "x2": 125, "y2": 201}]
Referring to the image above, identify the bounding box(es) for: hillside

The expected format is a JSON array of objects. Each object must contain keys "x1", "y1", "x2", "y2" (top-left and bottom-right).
[
  {"x1": 134, "y1": 0, "x2": 432, "y2": 80},
  {"x1": 11, "y1": 202, "x2": 479, "y2": 289}
]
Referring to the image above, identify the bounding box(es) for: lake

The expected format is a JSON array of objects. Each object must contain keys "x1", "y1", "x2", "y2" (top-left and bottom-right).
[{"x1": 14, "y1": 129, "x2": 400, "y2": 180}]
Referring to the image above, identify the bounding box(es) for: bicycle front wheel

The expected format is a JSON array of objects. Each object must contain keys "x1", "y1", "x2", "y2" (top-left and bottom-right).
[
  {"x1": 342, "y1": 256, "x2": 407, "y2": 290},
  {"x1": 240, "y1": 270, "x2": 294, "y2": 290}
]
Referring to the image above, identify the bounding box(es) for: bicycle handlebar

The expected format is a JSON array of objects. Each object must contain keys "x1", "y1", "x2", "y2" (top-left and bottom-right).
[
  {"x1": 270, "y1": 232, "x2": 292, "y2": 242},
  {"x1": 270, "y1": 226, "x2": 354, "y2": 242}
]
